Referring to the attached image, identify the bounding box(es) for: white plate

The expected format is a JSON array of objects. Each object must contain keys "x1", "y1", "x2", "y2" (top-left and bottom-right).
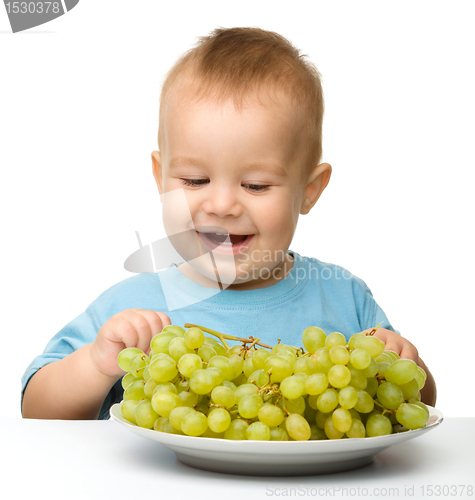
[{"x1": 110, "y1": 403, "x2": 443, "y2": 476}]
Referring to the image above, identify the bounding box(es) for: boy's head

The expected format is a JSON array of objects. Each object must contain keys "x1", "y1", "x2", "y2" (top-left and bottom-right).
[{"x1": 152, "y1": 27, "x2": 331, "y2": 290}]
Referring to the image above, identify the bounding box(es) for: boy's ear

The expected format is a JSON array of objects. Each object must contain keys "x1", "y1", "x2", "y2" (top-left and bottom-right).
[
  {"x1": 300, "y1": 162, "x2": 332, "y2": 215},
  {"x1": 151, "y1": 150, "x2": 163, "y2": 198}
]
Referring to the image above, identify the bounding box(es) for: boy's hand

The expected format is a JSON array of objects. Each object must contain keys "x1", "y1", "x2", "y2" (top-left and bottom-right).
[
  {"x1": 361, "y1": 327, "x2": 420, "y2": 364},
  {"x1": 90, "y1": 309, "x2": 171, "y2": 378}
]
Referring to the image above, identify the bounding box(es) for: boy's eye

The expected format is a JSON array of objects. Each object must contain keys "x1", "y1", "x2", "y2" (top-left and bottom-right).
[
  {"x1": 243, "y1": 184, "x2": 270, "y2": 192},
  {"x1": 180, "y1": 179, "x2": 210, "y2": 187},
  {"x1": 180, "y1": 179, "x2": 270, "y2": 192}
]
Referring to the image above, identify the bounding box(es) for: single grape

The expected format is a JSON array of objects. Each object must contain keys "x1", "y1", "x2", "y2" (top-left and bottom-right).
[
  {"x1": 396, "y1": 403, "x2": 429, "y2": 429},
  {"x1": 346, "y1": 419, "x2": 366, "y2": 438},
  {"x1": 384, "y1": 359, "x2": 418, "y2": 385},
  {"x1": 264, "y1": 355, "x2": 293, "y2": 383},
  {"x1": 184, "y1": 327, "x2": 205, "y2": 349},
  {"x1": 349, "y1": 349, "x2": 371, "y2": 370},
  {"x1": 206, "y1": 366, "x2": 224, "y2": 386},
  {"x1": 246, "y1": 421, "x2": 271, "y2": 440},
  {"x1": 117, "y1": 348, "x2": 144, "y2": 372},
  {"x1": 148, "y1": 356, "x2": 178, "y2": 383},
  {"x1": 377, "y1": 382, "x2": 404, "y2": 410},
  {"x1": 189, "y1": 369, "x2": 215, "y2": 395},
  {"x1": 316, "y1": 388, "x2": 339, "y2": 413},
  {"x1": 286, "y1": 413, "x2": 311, "y2": 441},
  {"x1": 151, "y1": 391, "x2": 182, "y2": 418},
  {"x1": 224, "y1": 419, "x2": 249, "y2": 440},
  {"x1": 208, "y1": 408, "x2": 232, "y2": 433},
  {"x1": 135, "y1": 399, "x2": 159, "y2": 429},
  {"x1": 329, "y1": 345, "x2": 350, "y2": 365},
  {"x1": 338, "y1": 386, "x2": 358, "y2": 409},
  {"x1": 325, "y1": 332, "x2": 347, "y2": 350},
  {"x1": 123, "y1": 379, "x2": 146, "y2": 401},
  {"x1": 239, "y1": 394, "x2": 264, "y2": 419},
  {"x1": 177, "y1": 353, "x2": 202, "y2": 378},
  {"x1": 280, "y1": 375, "x2": 305, "y2": 399},
  {"x1": 332, "y1": 408, "x2": 353, "y2": 433},
  {"x1": 366, "y1": 414, "x2": 393, "y2": 437},
  {"x1": 354, "y1": 390, "x2": 374, "y2": 413},
  {"x1": 258, "y1": 404, "x2": 284, "y2": 427},
  {"x1": 211, "y1": 385, "x2": 236, "y2": 409},
  {"x1": 121, "y1": 400, "x2": 139, "y2": 424},
  {"x1": 275, "y1": 350, "x2": 296, "y2": 367},
  {"x1": 327, "y1": 364, "x2": 351, "y2": 388},
  {"x1": 304, "y1": 373, "x2": 328, "y2": 395},
  {"x1": 302, "y1": 327, "x2": 326, "y2": 353},
  {"x1": 181, "y1": 410, "x2": 208, "y2": 436}
]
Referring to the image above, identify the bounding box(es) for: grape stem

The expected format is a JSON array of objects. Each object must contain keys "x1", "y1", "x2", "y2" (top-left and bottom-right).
[{"x1": 184, "y1": 323, "x2": 272, "y2": 350}]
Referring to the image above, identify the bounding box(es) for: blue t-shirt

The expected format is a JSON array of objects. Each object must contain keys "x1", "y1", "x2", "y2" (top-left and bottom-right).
[{"x1": 21, "y1": 250, "x2": 398, "y2": 419}]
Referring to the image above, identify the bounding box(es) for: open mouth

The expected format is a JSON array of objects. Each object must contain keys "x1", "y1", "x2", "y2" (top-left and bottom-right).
[
  {"x1": 203, "y1": 233, "x2": 248, "y2": 245},
  {"x1": 195, "y1": 229, "x2": 254, "y2": 253}
]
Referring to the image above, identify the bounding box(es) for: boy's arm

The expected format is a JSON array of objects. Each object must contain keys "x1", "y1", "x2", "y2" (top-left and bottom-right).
[
  {"x1": 22, "y1": 344, "x2": 119, "y2": 420},
  {"x1": 22, "y1": 308, "x2": 170, "y2": 420}
]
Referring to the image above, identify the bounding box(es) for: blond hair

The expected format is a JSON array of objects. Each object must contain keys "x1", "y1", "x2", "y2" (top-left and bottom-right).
[{"x1": 158, "y1": 27, "x2": 324, "y2": 173}]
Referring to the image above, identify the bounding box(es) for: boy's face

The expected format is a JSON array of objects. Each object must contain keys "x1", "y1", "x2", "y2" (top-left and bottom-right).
[{"x1": 152, "y1": 88, "x2": 330, "y2": 290}]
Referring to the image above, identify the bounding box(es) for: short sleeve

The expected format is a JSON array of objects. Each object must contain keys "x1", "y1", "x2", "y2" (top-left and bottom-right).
[{"x1": 354, "y1": 278, "x2": 400, "y2": 336}]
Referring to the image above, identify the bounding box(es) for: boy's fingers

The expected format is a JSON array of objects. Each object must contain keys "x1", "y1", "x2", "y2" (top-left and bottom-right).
[{"x1": 109, "y1": 316, "x2": 139, "y2": 347}]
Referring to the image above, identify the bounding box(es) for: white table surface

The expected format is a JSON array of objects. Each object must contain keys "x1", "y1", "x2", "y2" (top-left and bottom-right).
[{"x1": 3, "y1": 417, "x2": 474, "y2": 500}]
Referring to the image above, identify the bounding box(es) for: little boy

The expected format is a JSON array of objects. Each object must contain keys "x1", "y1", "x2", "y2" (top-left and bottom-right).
[{"x1": 21, "y1": 27, "x2": 436, "y2": 420}]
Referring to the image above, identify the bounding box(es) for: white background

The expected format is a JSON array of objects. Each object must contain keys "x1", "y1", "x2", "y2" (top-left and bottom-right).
[{"x1": 1, "y1": 1, "x2": 474, "y2": 418}]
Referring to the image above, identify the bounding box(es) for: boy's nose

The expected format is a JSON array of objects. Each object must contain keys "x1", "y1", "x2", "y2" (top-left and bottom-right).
[{"x1": 202, "y1": 185, "x2": 242, "y2": 218}]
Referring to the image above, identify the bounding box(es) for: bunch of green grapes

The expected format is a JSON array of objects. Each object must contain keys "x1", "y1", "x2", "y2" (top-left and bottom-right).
[{"x1": 118, "y1": 324, "x2": 429, "y2": 440}]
